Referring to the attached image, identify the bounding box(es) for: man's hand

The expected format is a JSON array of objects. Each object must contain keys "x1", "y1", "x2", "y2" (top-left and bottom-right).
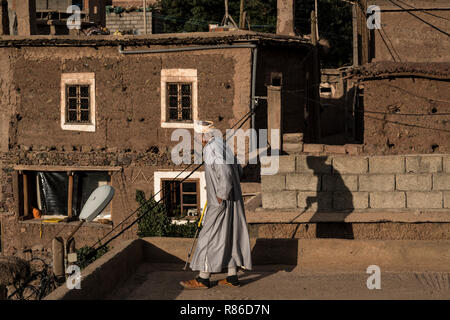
[{"x1": 217, "y1": 197, "x2": 223, "y2": 204}]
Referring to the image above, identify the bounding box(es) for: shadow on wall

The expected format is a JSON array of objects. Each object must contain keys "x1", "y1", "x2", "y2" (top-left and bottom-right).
[{"x1": 306, "y1": 156, "x2": 354, "y2": 239}]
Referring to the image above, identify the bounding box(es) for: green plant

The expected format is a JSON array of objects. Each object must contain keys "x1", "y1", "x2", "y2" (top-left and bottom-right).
[
  {"x1": 75, "y1": 244, "x2": 109, "y2": 270},
  {"x1": 136, "y1": 190, "x2": 200, "y2": 238}
]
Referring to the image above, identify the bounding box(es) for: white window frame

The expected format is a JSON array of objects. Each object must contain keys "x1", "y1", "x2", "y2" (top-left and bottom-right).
[
  {"x1": 154, "y1": 171, "x2": 206, "y2": 212},
  {"x1": 61, "y1": 73, "x2": 96, "y2": 132},
  {"x1": 161, "y1": 69, "x2": 198, "y2": 129}
]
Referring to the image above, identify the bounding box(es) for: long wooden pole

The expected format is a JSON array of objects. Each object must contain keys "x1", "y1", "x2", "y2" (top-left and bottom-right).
[{"x1": 143, "y1": 0, "x2": 147, "y2": 34}]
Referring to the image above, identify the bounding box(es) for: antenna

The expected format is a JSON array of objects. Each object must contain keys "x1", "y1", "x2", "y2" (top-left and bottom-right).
[{"x1": 221, "y1": 0, "x2": 239, "y2": 28}]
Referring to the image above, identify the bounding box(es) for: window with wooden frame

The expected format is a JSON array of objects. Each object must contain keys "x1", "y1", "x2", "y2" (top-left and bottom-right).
[
  {"x1": 167, "y1": 83, "x2": 193, "y2": 122},
  {"x1": 160, "y1": 69, "x2": 198, "y2": 129},
  {"x1": 162, "y1": 179, "x2": 200, "y2": 218},
  {"x1": 13, "y1": 167, "x2": 118, "y2": 223},
  {"x1": 66, "y1": 84, "x2": 91, "y2": 123},
  {"x1": 61, "y1": 73, "x2": 96, "y2": 132}
]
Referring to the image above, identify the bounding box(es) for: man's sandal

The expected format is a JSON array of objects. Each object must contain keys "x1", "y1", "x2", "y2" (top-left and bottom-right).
[{"x1": 179, "y1": 277, "x2": 210, "y2": 290}]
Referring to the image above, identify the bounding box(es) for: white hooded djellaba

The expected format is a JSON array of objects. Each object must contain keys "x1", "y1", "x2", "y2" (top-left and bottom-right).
[{"x1": 189, "y1": 133, "x2": 252, "y2": 273}]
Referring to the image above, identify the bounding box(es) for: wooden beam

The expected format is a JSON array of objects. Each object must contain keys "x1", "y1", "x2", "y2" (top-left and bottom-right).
[
  {"x1": 67, "y1": 172, "x2": 73, "y2": 219},
  {"x1": 23, "y1": 172, "x2": 29, "y2": 218},
  {"x1": 13, "y1": 165, "x2": 122, "y2": 172}
]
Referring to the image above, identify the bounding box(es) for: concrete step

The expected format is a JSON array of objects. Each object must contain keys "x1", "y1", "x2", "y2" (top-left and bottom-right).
[
  {"x1": 283, "y1": 133, "x2": 304, "y2": 144},
  {"x1": 282, "y1": 143, "x2": 303, "y2": 154}
]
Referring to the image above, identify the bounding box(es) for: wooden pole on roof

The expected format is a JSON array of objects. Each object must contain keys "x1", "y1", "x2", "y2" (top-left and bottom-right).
[
  {"x1": 239, "y1": 0, "x2": 245, "y2": 29},
  {"x1": 143, "y1": 0, "x2": 147, "y2": 34}
]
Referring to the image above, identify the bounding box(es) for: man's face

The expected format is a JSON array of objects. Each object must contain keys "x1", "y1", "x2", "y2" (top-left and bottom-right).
[{"x1": 194, "y1": 133, "x2": 208, "y2": 147}]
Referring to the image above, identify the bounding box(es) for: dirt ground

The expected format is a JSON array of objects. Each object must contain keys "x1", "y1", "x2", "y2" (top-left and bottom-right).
[{"x1": 107, "y1": 263, "x2": 450, "y2": 300}]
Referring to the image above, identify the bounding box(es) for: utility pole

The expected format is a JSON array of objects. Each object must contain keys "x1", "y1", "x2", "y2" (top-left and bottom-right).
[
  {"x1": 314, "y1": 0, "x2": 319, "y2": 40},
  {"x1": 311, "y1": 10, "x2": 321, "y2": 142}
]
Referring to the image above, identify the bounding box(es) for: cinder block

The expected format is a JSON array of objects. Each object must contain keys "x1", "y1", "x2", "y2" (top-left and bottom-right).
[
  {"x1": 396, "y1": 174, "x2": 432, "y2": 191},
  {"x1": 261, "y1": 175, "x2": 286, "y2": 192},
  {"x1": 345, "y1": 144, "x2": 363, "y2": 155},
  {"x1": 369, "y1": 156, "x2": 405, "y2": 173},
  {"x1": 296, "y1": 156, "x2": 331, "y2": 174},
  {"x1": 297, "y1": 192, "x2": 332, "y2": 210},
  {"x1": 406, "y1": 156, "x2": 442, "y2": 173},
  {"x1": 324, "y1": 145, "x2": 346, "y2": 154},
  {"x1": 433, "y1": 174, "x2": 450, "y2": 190},
  {"x1": 444, "y1": 192, "x2": 450, "y2": 208},
  {"x1": 333, "y1": 192, "x2": 369, "y2": 209},
  {"x1": 444, "y1": 156, "x2": 450, "y2": 173},
  {"x1": 303, "y1": 144, "x2": 324, "y2": 153},
  {"x1": 332, "y1": 157, "x2": 368, "y2": 174},
  {"x1": 262, "y1": 191, "x2": 297, "y2": 209},
  {"x1": 406, "y1": 192, "x2": 443, "y2": 209},
  {"x1": 278, "y1": 156, "x2": 296, "y2": 173},
  {"x1": 370, "y1": 192, "x2": 405, "y2": 209},
  {"x1": 359, "y1": 175, "x2": 395, "y2": 192},
  {"x1": 322, "y1": 175, "x2": 358, "y2": 191},
  {"x1": 286, "y1": 174, "x2": 320, "y2": 191}
]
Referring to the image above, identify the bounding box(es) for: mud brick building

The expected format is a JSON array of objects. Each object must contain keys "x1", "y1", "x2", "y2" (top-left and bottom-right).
[{"x1": 0, "y1": 31, "x2": 316, "y2": 255}]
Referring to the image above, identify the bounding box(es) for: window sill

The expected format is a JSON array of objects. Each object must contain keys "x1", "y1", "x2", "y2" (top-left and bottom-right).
[
  {"x1": 161, "y1": 122, "x2": 194, "y2": 129},
  {"x1": 18, "y1": 218, "x2": 113, "y2": 229},
  {"x1": 61, "y1": 122, "x2": 96, "y2": 132}
]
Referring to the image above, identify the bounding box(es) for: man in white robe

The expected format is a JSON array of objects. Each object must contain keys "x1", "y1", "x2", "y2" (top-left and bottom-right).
[{"x1": 180, "y1": 121, "x2": 252, "y2": 289}]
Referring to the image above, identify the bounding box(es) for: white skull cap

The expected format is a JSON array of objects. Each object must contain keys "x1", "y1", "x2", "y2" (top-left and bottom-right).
[{"x1": 194, "y1": 120, "x2": 215, "y2": 134}]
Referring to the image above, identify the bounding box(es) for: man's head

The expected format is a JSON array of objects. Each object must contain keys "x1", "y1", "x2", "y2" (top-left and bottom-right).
[{"x1": 194, "y1": 120, "x2": 215, "y2": 147}]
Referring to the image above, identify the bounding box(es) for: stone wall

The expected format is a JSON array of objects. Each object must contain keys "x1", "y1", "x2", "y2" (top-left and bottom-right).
[
  {"x1": 262, "y1": 154, "x2": 450, "y2": 211},
  {"x1": 106, "y1": 11, "x2": 152, "y2": 34}
]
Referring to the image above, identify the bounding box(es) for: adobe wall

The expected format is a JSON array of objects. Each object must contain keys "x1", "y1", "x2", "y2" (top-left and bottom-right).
[
  {"x1": 363, "y1": 77, "x2": 450, "y2": 155},
  {"x1": 0, "y1": 44, "x2": 256, "y2": 255},
  {"x1": 371, "y1": 0, "x2": 450, "y2": 62}
]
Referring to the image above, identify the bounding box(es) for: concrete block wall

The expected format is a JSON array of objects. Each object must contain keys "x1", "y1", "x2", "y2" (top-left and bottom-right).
[
  {"x1": 262, "y1": 154, "x2": 450, "y2": 211},
  {"x1": 106, "y1": 11, "x2": 152, "y2": 34}
]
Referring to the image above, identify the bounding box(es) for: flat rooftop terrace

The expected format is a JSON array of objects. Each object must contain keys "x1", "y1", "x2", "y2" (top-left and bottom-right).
[{"x1": 45, "y1": 238, "x2": 450, "y2": 300}]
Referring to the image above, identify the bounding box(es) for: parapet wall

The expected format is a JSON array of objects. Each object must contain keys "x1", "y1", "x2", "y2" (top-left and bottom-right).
[{"x1": 262, "y1": 154, "x2": 450, "y2": 211}]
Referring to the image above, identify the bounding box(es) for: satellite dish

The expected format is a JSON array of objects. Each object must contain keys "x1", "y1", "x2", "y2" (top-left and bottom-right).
[{"x1": 79, "y1": 185, "x2": 115, "y2": 222}]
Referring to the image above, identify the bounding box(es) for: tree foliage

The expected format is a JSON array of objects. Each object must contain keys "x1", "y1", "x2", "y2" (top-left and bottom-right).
[{"x1": 154, "y1": 0, "x2": 352, "y2": 68}]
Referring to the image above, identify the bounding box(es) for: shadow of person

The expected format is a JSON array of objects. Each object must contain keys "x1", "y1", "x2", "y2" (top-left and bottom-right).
[{"x1": 306, "y1": 156, "x2": 354, "y2": 239}]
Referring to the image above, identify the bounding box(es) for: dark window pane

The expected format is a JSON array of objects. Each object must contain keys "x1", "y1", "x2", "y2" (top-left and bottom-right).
[
  {"x1": 182, "y1": 194, "x2": 197, "y2": 205},
  {"x1": 68, "y1": 111, "x2": 77, "y2": 122},
  {"x1": 168, "y1": 84, "x2": 178, "y2": 95},
  {"x1": 80, "y1": 110, "x2": 89, "y2": 122},
  {"x1": 80, "y1": 99, "x2": 89, "y2": 110},
  {"x1": 80, "y1": 86, "x2": 89, "y2": 97},
  {"x1": 169, "y1": 96, "x2": 178, "y2": 108},
  {"x1": 182, "y1": 109, "x2": 191, "y2": 120},
  {"x1": 68, "y1": 98, "x2": 77, "y2": 109},
  {"x1": 182, "y1": 182, "x2": 197, "y2": 193},
  {"x1": 68, "y1": 86, "x2": 77, "y2": 97},
  {"x1": 182, "y1": 96, "x2": 191, "y2": 108},
  {"x1": 169, "y1": 109, "x2": 178, "y2": 120},
  {"x1": 181, "y1": 84, "x2": 191, "y2": 95}
]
